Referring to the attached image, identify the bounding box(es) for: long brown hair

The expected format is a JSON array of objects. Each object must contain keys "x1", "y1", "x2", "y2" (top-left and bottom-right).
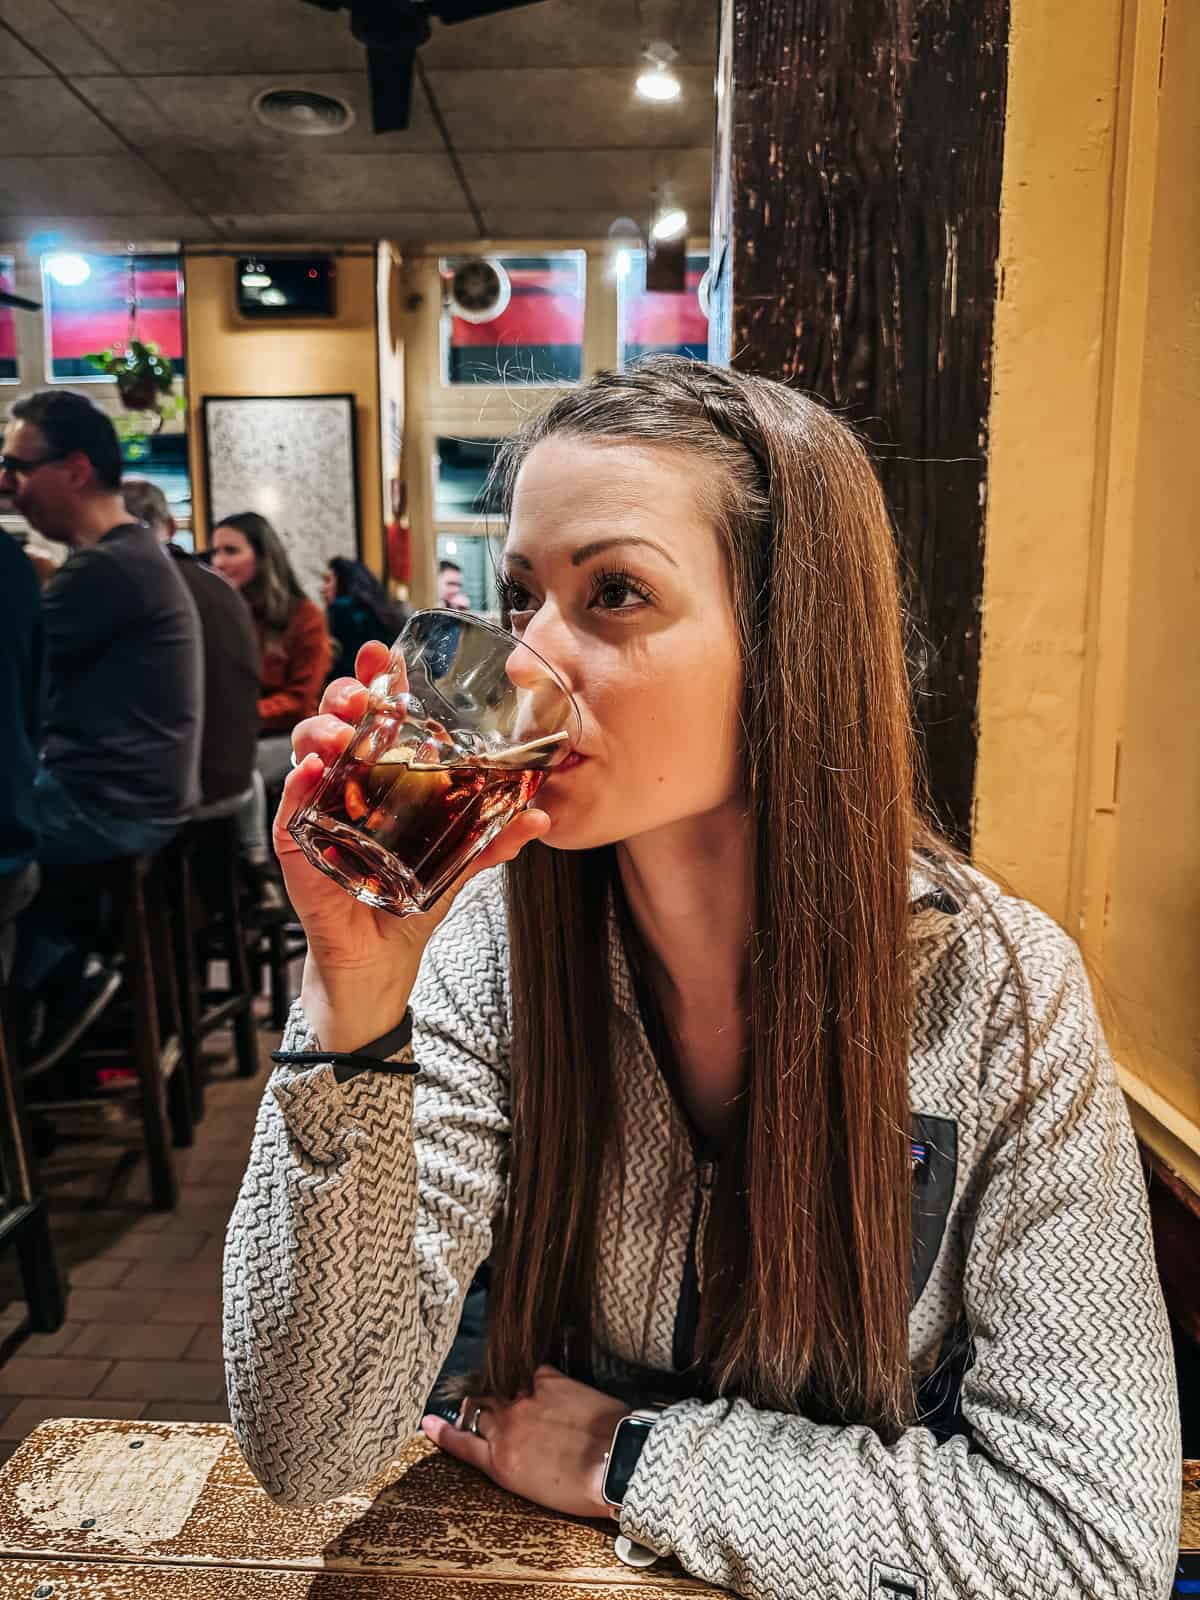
[
  {"x1": 216, "y1": 510, "x2": 306, "y2": 633},
  {"x1": 481, "y1": 357, "x2": 1027, "y2": 1440}
]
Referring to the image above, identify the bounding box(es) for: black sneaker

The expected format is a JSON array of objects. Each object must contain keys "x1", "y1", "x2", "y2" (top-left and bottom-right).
[{"x1": 26, "y1": 965, "x2": 122, "y2": 1079}]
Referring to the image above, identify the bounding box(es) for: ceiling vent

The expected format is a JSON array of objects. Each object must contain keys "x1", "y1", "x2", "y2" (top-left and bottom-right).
[
  {"x1": 253, "y1": 88, "x2": 355, "y2": 136},
  {"x1": 448, "y1": 258, "x2": 512, "y2": 324}
]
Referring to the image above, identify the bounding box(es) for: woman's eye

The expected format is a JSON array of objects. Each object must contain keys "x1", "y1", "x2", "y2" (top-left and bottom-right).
[
  {"x1": 497, "y1": 576, "x2": 536, "y2": 620},
  {"x1": 591, "y1": 569, "x2": 652, "y2": 612}
]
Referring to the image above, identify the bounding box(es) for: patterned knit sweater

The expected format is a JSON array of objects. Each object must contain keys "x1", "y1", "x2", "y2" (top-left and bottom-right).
[{"x1": 223, "y1": 861, "x2": 1180, "y2": 1600}]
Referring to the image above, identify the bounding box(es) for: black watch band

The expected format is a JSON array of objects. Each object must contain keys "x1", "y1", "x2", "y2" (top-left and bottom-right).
[{"x1": 602, "y1": 1408, "x2": 660, "y2": 1511}]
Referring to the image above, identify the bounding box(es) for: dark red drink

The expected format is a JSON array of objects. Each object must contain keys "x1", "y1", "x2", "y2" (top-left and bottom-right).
[{"x1": 290, "y1": 751, "x2": 546, "y2": 913}]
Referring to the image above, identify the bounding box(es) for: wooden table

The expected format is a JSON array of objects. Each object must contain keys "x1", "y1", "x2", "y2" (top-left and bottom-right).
[
  {"x1": 0, "y1": 1418, "x2": 727, "y2": 1597},
  {"x1": 0, "y1": 1421, "x2": 1193, "y2": 1597}
]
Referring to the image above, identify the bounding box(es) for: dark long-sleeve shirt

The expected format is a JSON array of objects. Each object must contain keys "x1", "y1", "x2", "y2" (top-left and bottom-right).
[
  {"x1": 43, "y1": 522, "x2": 202, "y2": 821},
  {"x1": 167, "y1": 545, "x2": 259, "y2": 807},
  {"x1": 0, "y1": 532, "x2": 43, "y2": 877}
]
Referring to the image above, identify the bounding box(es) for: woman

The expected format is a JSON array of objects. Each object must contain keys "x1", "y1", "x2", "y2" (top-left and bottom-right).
[
  {"x1": 212, "y1": 512, "x2": 330, "y2": 911},
  {"x1": 212, "y1": 512, "x2": 331, "y2": 738},
  {"x1": 321, "y1": 556, "x2": 412, "y2": 681},
  {"x1": 224, "y1": 360, "x2": 1178, "y2": 1599}
]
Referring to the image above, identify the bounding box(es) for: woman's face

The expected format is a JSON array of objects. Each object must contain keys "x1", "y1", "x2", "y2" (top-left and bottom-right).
[
  {"x1": 500, "y1": 437, "x2": 743, "y2": 853},
  {"x1": 320, "y1": 567, "x2": 337, "y2": 605},
  {"x1": 211, "y1": 526, "x2": 256, "y2": 590}
]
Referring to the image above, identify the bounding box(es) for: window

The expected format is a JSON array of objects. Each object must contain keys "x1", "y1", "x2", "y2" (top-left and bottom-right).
[
  {"x1": 121, "y1": 432, "x2": 192, "y2": 530},
  {"x1": 433, "y1": 436, "x2": 505, "y2": 519},
  {"x1": 0, "y1": 257, "x2": 17, "y2": 382},
  {"x1": 436, "y1": 533, "x2": 506, "y2": 614},
  {"x1": 618, "y1": 251, "x2": 709, "y2": 368},
  {"x1": 440, "y1": 253, "x2": 585, "y2": 385},
  {"x1": 42, "y1": 253, "x2": 185, "y2": 382}
]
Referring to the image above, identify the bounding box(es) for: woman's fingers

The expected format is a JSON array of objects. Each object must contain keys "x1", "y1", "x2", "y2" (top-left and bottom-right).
[
  {"x1": 355, "y1": 638, "x2": 393, "y2": 686},
  {"x1": 421, "y1": 1412, "x2": 492, "y2": 1474},
  {"x1": 318, "y1": 676, "x2": 370, "y2": 722},
  {"x1": 462, "y1": 808, "x2": 551, "y2": 880},
  {"x1": 272, "y1": 751, "x2": 326, "y2": 854},
  {"x1": 292, "y1": 713, "x2": 356, "y2": 768}
]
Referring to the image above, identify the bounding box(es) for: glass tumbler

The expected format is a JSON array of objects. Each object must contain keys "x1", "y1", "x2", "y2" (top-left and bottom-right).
[{"x1": 288, "y1": 609, "x2": 580, "y2": 915}]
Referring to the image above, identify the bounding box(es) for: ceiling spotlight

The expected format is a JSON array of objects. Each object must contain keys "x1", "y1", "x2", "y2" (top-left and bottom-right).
[
  {"x1": 240, "y1": 271, "x2": 272, "y2": 288},
  {"x1": 45, "y1": 252, "x2": 91, "y2": 288},
  {"x1": 650, "y1": 208, "x2": 688, "y2": 243},
  {"x1": 636, "y1": 42, "x2": 681, "y2": 103}
]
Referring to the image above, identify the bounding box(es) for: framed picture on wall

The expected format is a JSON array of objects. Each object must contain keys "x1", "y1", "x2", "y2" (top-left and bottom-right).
[{"x1": 201, "y1": 393, "x2": 361, "y2": 599}]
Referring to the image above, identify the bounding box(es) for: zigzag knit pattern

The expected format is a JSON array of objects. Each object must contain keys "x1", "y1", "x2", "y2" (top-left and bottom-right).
[{"x1": 223, "y1": 865, "x2": 1180, "y2": 1600}]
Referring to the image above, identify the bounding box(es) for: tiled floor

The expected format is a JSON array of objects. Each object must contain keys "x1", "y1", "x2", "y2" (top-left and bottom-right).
[{"x1": 0, "y1": 1028, "x2": 271, "y2": 1465}]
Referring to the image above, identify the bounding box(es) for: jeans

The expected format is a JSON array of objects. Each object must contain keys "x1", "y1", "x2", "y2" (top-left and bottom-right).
[{"x1": 16, "y1": 769, "x2": 182, "y2": 992}]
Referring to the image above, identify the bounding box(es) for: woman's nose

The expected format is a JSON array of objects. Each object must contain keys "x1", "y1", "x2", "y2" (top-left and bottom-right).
[{"x1": 509, "y1": 604, "x2": 577, "y2": 695}]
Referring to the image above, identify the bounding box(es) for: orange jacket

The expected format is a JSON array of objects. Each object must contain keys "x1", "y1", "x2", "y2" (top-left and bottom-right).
[{"x1": 256, "y1": 598, "x2": 332, "y2": 735}]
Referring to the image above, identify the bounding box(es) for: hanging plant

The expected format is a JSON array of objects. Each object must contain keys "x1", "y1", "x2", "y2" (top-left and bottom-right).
[
  {"x1": 84, "y1": 252, "x2": 185, "y2": 429},
  {"x1": 86, "y1": 338, "x2": 179, "y2": 417}
]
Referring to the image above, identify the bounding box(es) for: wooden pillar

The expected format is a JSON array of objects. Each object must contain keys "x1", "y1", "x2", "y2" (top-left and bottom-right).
[{"x1": 709, "y1": 0, "x2": 1009, "y2": 847}]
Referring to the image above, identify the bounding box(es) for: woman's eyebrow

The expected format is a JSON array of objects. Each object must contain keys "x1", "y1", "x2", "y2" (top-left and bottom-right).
[{"x1": 504, "y1": 536, "x2": 678, "y2": 573}]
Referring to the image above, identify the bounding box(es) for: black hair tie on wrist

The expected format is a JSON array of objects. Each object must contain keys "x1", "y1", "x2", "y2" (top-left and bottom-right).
[{"x1": 271, "y1": 1010, "x2": 416, "y2": 1083}]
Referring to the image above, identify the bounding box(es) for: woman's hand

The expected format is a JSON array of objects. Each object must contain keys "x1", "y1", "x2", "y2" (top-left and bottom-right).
[
  {"x1": 276, "y1": 639, "x2": 551, "y2": 1051},
  {"x1": 420, "y1": 1367, "x2": 629, "y2": 1520}
]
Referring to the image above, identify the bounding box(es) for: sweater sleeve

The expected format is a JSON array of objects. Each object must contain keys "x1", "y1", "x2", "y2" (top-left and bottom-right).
[
  {"x1": 222, "y1": 875, "x2": 509, "y2": 1505},
  {"x1": 258, "y1": 601, "x2": 332, "y2": 731},
  {"x1": 620, "y1": 917, "x2": 1180, "y2": 1600}
]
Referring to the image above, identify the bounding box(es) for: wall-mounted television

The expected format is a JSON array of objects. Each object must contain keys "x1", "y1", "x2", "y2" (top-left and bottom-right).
[{"x1": 236, "y1": 255, "x2": 336, "y2": 318}]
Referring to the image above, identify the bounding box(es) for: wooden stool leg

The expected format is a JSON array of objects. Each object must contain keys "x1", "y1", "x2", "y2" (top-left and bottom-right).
[
  {"x1": 268, "y1": 924, "x2": 289, "y2": 1032},
  {"x1": 169, "y1": 845, "x2": 205, "y2": 1123},
  {"x1": 14, "y1": 1198, "x2": 66, "y2": 1332},
  {"x1": 0, "y1": 992, "x2": 65, "y2": 1331},
  {"x1": 146, "y1": 869, "x2": 193, "y2": 1152},
  {"x1": 122, "y1": 867, "x2": 178, "y2": 1211},
  {"x1": 220, "y1": 822, "x2": 259, "y2": 1078}
]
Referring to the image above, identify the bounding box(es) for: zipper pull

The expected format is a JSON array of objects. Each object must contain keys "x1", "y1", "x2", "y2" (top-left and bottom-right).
[{"x1": 697, "y1": 1160, "x2": 715, "y2": 1193}]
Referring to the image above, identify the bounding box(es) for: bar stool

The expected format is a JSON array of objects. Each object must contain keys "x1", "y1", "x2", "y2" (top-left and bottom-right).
[
  {"x1": 163, "y1": 794, "x2": 260, "y2": 1122},
  {"x1": 264, "y1": 920, "x2": 307, "y2": 1031},
  {"x1": 0, "y1": 966, "x2": 66, "y2": 1333},
  {"x1": 25, "y1": 852, "x2": 191, "y2": 1212}
]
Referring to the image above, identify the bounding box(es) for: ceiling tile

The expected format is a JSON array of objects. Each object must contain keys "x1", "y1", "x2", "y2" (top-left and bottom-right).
[
  {"x1": 166, "y1": 152, "x2": 465, "y2": 216},
  {"x1": 207, "y1": 212, "x2": 480, "y2": 242},
  {"x1": 0, "y1": 78, "x2": 122, "y2": 155},
  {"x1": 420, "y1": 1, "x2": 639, "y2": 69},
  {"x1": 417, "y1": 0, "x2": 715, "y2": 69},
  {"x1": 0, "y1": 22, "x2": 48, "y2": 73},
  {"x1": 76, "y1": 72, "x2": 444, "y2": 156},
  {"x1": 0, "y1": 0, "x2": 118, "y2": 73},
  {"x1": 460, "y1": 148, "x2": 709, "y2": 222},
  {"x1": 477, "y1": 209, "x2": 653, "y2": 240},
  {"x1": 52, "y1": 0, "x2": 362, "y2": 74},
  {"x1": 0, "y1": 155, "x2": 188, "y2": 214},
  {"x1": 427, "y1": 66, "x2": 713, "y2": 151},
  {"x1": 0, "y1": 213, "x2": 217, "y2": 243}
]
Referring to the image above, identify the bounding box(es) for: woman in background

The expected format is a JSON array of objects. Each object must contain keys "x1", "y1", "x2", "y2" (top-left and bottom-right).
[
  {"x1": 212, "y1": 512, "x2": 330, "y2": 914},
  {"x1": 212, "y1": 512, "x2": 331, "y2": 742},
  {"x1": 321, "y1": 556, "x2": 411, "y2": 682}
]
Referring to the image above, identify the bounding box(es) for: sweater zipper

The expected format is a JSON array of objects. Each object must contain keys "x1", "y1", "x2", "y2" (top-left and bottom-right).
[{"x1": 672, "y1": 1154, "x2": 716, "y2": 1373}]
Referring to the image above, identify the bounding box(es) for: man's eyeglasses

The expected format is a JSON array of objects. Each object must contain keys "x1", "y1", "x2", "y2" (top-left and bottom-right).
[{"x1": 0, "y1": 451, "x2": 69, "y2": 478}]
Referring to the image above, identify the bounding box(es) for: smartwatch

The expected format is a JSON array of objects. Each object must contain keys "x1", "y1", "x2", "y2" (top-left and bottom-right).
[{"x1": 602, "y1": 1408, "x2": 660, "y2": 1513}]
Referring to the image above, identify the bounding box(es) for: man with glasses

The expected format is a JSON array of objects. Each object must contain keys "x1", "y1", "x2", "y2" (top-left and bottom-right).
[{"x1": 1, "y1": 390, "x2": 202, "y2": 1070}]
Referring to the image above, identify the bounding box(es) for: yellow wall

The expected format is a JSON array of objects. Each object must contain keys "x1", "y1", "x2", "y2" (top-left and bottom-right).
[
  {"x1": 975, "y1": 0, "x2": 1200, "y2": 1184},
  {"x1": 182, "y1": 249, "x2": 382, "y2": 572}
]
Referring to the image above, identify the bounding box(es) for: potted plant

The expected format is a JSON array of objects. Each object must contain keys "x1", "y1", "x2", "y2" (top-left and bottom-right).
[{"x1": 86, "y1": 338, "x2": 182, "y2": 420}]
